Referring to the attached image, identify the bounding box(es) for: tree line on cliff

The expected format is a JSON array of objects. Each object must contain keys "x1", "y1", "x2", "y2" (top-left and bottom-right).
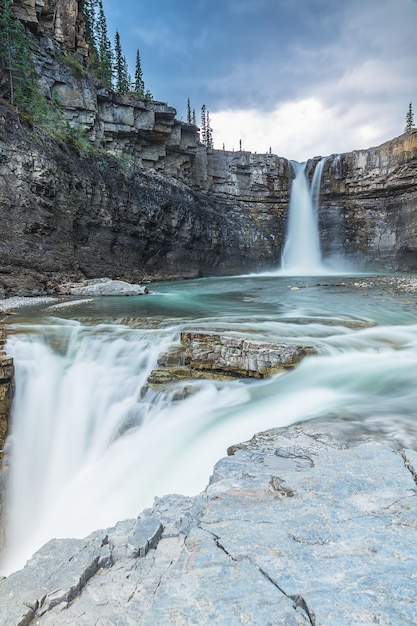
[{"x1": 82, "y1": 0, "x2": 152, "y2": 98}]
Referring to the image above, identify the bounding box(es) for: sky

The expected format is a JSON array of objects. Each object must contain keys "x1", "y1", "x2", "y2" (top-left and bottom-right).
[{"x1": 102, "y1": 0, "x2": 417, "y2": 161}]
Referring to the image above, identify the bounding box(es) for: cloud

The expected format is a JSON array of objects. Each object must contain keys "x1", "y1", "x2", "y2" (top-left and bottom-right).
[{"x1": 211, "y1": 97, "x2": 396, "y2": 161}]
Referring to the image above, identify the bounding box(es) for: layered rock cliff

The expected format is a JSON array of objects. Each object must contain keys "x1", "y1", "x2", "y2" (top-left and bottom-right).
[
  {"x1": 0, "y1": 0, "x2": 416, "y2": 296},
  {"x1": 320, "y1": 131, "x2": 417, "y2": 271}
]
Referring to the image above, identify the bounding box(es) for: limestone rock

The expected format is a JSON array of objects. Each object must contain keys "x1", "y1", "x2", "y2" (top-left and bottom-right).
[
  {"x1": 320, "y1": 130, "x2": 417, "y2": 270},
  {"x1": 148, "y1": 332, "x2": 315, "y2": 386},
  {"x1": 1, "y1": 424, "x2": 417, "y2": 625},
  {"x1": 58, "y1": 278, "x2": 149, "y2": 297}
]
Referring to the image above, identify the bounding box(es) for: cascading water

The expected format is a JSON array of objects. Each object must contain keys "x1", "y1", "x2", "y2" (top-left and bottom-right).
[
  {"x1": 3, "y1": 276, "x2": 417, "y2": 576},
  {"x1": 281, "y1": 158, "x2": 328, "y2": 275}
]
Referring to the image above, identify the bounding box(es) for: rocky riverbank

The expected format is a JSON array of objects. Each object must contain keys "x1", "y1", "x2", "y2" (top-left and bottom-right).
[{"x1": 1, "y1": 420, "x2": 416, "y2": 625}]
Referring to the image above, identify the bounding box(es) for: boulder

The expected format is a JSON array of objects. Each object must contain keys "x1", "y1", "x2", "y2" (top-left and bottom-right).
[{"x1": 58, "y1": 278, "x2": 149, "y2": 296}]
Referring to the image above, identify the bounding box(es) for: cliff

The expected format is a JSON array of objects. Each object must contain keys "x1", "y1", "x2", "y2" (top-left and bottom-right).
[
  {"x1": 0, "y1": 1, "x2": 415, "y2": 295},
  {"x1": 0, "y1": 103, "x2": 288, "y2": 296},
  {"x1": 320, "y1": 130, "x2": 417, "y2": 270}
]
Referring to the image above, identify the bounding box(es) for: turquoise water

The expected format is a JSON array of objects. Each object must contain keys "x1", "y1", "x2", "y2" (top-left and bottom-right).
[{"x1": 2, "y1": 273, "x2": 417, "y2": 574}]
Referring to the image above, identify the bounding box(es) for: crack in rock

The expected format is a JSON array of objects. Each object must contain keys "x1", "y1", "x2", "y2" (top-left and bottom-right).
[
  {"x1": 206, "y1": 527, "x2": 316, "y2": 625},
  {"x1": 402, "y1": 450, "x2": 417, "y2": 485},
  {"x1": 254, "y1": 563, "x2": 317, "y2": 626}
]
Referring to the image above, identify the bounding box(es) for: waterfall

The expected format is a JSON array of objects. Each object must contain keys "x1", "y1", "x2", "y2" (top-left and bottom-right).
[
  {"x1": 0, "y1": 321, "x2": 254, "y2": 575},
  {"x1": 281, "y1": 158, "x2": 327, "y2": 275},
  {"x1": 0, "y1": 324, "x2": 183, "y2": 573}
]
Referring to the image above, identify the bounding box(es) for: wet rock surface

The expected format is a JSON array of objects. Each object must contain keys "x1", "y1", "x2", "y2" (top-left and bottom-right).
[
  {"x1": 0, "y1": 328, "x2": 13, "y2": 554},
  {"x1": 1, "y1": 422, "x2": 417, "y2": 625},
  {"x1": 147, "y1": 332, "x2": 315, "y2": 386}
]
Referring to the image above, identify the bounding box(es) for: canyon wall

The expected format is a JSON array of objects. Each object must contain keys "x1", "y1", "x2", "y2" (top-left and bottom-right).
[
  {"x1": 0, "y1": 0, "x2": 416, "y2": 297},
  {"x1": 0, "y1": 103, "x2": 290, "y2": 295},
  {"x1": 320, "y1": 131, "x2": 417, "y2": 271}
]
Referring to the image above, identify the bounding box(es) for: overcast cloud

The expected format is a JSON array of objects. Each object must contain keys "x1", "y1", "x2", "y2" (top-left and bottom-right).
[{"x1": 103, "y1": 0, "x2": 417, "y2": 160}]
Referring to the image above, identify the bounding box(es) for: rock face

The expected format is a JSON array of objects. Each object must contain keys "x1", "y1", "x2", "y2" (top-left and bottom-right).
[
  {"x1": 0, "y1": 2, "x2": 416, "y2": 291},
  {"x1": 0, "y1": 103, "x2": 285, "y2": 295},
  {"x1": 319, "y1": 131, "x2": 417, "y2": 270},
  {"x1": 0, "y1": 329, "x2": 13, "y2": 466},
  {"x1": 12, "y1": 0, "x2": 88, "y2": 57},
  {"x1": 0, "y1": 328, "x2": 13, "y2": 554},
  {"x1": 148, "y1": 332, "x2": 314, "y2": 386},
  {"x1": 1, "y1": 423, "x2": 417, "y2": 625}
]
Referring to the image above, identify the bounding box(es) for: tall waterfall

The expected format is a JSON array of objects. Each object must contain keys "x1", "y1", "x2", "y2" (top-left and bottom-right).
[{"x1": 281, "y1": 158, "x2": 327, "y2": 275}]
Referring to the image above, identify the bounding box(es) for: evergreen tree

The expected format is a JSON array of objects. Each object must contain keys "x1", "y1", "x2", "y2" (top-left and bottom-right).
[
  {"x1": 201, "y1": 104, "x2": 207, "y2": 144},
  {"x1": 134, "y1": 48, "x2": 144, "y2": 95},
  {"x1": 206, "y1": 109, "x2": 213, "y2": 148},
  {"x1": 405, "y1": 102, "x2": 414, "y2": 132},
  {"x1": 95, "y1": 0, "x2": 113, "y2": 86},
  {"x1": 192, "y1": 108, "x2": 196, "y2": 125},
  {"x1": 187, "y1": 97, "x2": 192, "y2": 123},
  {"x1": 114, "y1": 30, "x2": 131, "y2": 93},
  {"x1": 0, "y1": 0, "x2": 49, "y2": 123},
  {"x1": 82, "y1": 0, "x2": 98, "y2": 55}
]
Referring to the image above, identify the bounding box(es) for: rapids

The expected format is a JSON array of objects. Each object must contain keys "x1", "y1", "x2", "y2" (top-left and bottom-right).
[{"x1": 2, "y1": 274, "x2": 417, "y2": 575}]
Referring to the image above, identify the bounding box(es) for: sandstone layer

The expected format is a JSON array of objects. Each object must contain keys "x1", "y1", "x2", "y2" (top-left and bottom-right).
[{"x1": 1, "y1": 422, "x2": 416, "y2": 625}]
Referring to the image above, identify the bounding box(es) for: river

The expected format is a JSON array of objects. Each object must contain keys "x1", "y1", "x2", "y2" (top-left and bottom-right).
[{"x1": 2, "y1": 272, "x2": 417, "y2": 575}]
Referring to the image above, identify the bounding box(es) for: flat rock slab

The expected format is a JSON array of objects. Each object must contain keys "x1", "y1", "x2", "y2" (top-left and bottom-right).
[{"x1": 1, "y1": 424, "x2": 417, "y2": 625}]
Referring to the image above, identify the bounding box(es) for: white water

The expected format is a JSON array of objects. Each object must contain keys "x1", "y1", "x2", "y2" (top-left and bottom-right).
[
  {"x1": 281, "y1": 159, "x2": 328, "y2": 275},
  {"x1": 3, "y1": 278, "x2": 417, "y2": 575}
]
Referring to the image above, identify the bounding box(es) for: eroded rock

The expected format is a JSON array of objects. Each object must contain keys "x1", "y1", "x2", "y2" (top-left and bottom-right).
[{"x1": 148, "y1": 332, "x2": 315, "y2": 386}]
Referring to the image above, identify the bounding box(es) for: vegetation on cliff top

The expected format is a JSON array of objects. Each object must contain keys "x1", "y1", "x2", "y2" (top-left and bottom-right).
[{"x1": 82, "y1": 0, "x2": 152, "y2": 98}]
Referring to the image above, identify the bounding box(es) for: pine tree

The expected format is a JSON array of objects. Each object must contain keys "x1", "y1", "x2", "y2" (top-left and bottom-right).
[
  {"x1": 192, "y1": 108, "x2": 196, "y2": 125},
  {"x1": 405, "y1": 102, "x2": 414, "y2": 132},
  {"x1": 0, "y1": 0, "x2": 49, "y2": 123},
  {"x1": 114, "y1": 30, "x2": 131, "y2": 93},
  {"x1": 95, "y1": 0, "x2": 113, "y2": 87},
  {"x1": 201, "y1": 104, "x2": 207, "y2": 144},
  {"x1": 82, "y1": 0, "x2": 98, "y2": 55},
  {"x1": 134, "y1": 48, "x2": 144, "y2": 96},
  {"x1": 206, "y1": 109, "x2": 213, "y2": 148},
  {"x1": 187, "y1": 97, "x2": 192, "y2": 124}
]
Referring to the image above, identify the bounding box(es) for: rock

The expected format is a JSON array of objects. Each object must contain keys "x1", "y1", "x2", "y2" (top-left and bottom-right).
[
  {"x1": 320, "y1": 131, "x2": 417, "y2": 270},
  {"x1": 0, "y1": 328, "x2": 14, "y2": 554},
  {"x1": 1, "y1": 423, "x2": 417, "y2": 625},
  {"x1": 148, "y1": 332, "x2": 315, "y2": 386},
  {"x1": 58, "y1": 278, "x2": 149, "y2": 296}
]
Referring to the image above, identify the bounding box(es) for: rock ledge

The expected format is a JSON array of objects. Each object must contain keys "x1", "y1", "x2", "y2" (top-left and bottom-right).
[{"x1": 1, "y1": 423, "x2": 416, "y2": 625}]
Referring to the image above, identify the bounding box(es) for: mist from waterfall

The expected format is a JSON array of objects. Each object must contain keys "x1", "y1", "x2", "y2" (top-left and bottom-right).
[{"x1": 281, "y1": 158, "x2": 328, "y2": 275}]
